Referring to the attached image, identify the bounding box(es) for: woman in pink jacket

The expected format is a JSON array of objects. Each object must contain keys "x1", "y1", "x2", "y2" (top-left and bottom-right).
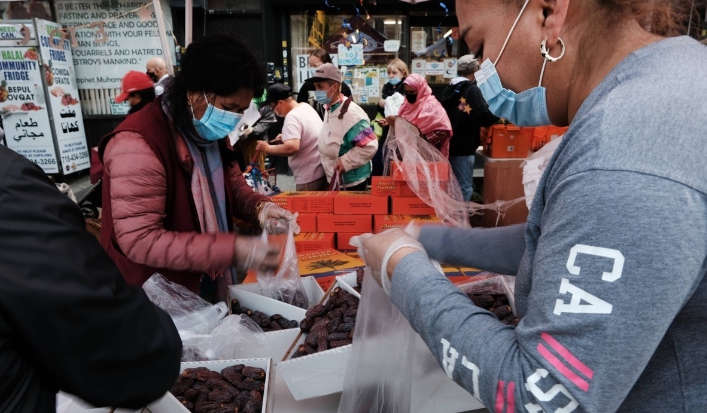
[{"x1": 99, "y1": 35, "x2": 295, "y2": 302}]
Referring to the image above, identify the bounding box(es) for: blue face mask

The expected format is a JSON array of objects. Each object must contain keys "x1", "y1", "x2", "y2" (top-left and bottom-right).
[
  {"x1": 474, "y1": 0, "x2": 552, "y2": 127},
  {"x1": 388, "y1": 76, "x2": 402, "y2": 86},
  {"x1": 314, "y1": 83, "x2": 336, "y2": 105},
  {"x1": 192, "y1": 92, "x2": 243, "y2": 141}
]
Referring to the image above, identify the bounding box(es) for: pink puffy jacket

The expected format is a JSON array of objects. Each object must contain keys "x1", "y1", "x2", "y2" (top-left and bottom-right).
[{"x1": 103, "y1": 131, "x2": 265, "y2": 274}]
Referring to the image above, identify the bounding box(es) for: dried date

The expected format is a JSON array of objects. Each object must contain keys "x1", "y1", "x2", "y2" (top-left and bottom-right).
[
  {"x1": 182, "y1": 367, "x2": 209, "y2": 380},
  {"x1": 491, "y1": 305, "x2": 512, "y2": 319},
  {"x1": 330, "y1": 339, "x2": 352, "y2": 348},
  {"x1": 183, "y1": 388, "x2": 200, "y2": 401},
  {"x1": 170, "y1": 379, "x2": 192, "y2": 396},
  {"x1": 208, "y1": 389, "x2": 234, "y2": 403},
  {"x1": 243, "y1": 390, "x2": 263, "y2": 413},
  {"x1": 236, "y1": 378, "x2": 263, "y2": 391},
  {"x1": 197, "y1": 370, "x2": 224, "y2": 382},
  {"x1": 242, "y1": 366, "x2": 266, "y2": 380}
]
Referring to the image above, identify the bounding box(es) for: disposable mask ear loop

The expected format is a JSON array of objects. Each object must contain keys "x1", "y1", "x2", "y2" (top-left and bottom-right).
[
  {"x1": 494, "y1": 0, "x2": 531, "y2": 65},
  {"x1": 538, "y1": 58, "x2": 548, "y2": 87}
]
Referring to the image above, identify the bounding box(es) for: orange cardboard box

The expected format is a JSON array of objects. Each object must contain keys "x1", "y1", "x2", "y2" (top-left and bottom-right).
[
  {"x1": 271, "y1": 191, "x2": 335, "y2": 213},
  {"x1": 373, "y1": 214, "x2": 440, "y2": 233},
  {"x1": 294, "y1": 233, "x2": 336, "y2": 253},
  {"x1": 370, "y1": 176, "x2": 418, "y2": 198},
  {"x1": 333, "y1": 191, "x2": 388, "y2": 215},
  {"x1": 336, "y1": 232, "x2": 363, "y2": 251},
  {"x1": 391, "y1": 161, "x2": 450, "y2": 182},
  {"x1": 390, "y1": 197, "x2": 436, "y2": 215},
  {"x1": 317, "y1": 213, "x2": 372, "y2": 233},
  {"x1": 297, "y1": 213, "x2": 318, "y2": 233},
  {"x1": 296, "y1": 249, "x2": 365, "y2": 291}
]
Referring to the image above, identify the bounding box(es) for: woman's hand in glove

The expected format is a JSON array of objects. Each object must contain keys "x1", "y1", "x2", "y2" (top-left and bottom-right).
[
  {"x1": 232, "y1": 236, "x2": 285, "y2": 273},
  {"x1": 350, "y1": 229, "x2": 426, "y2": 294},
  {"x1": 258, "y1": 202, "x2": 300, "y2": 234}
]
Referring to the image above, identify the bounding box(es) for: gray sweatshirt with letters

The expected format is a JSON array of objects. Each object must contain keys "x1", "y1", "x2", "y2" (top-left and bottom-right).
[{"x1": 391, "y1": 36, "x2": 707, "y2": 412}]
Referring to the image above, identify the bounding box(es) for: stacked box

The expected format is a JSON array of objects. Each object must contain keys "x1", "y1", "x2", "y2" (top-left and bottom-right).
[
  {"x1": 293, "y1": 232, "x2": 336, "y2": 253},
  {"x1": 373, "y1": 214, "x2": 440, "y2": 233},
  {"x1": 271, "y1": 191, "x2": 335, "y2": 213}
]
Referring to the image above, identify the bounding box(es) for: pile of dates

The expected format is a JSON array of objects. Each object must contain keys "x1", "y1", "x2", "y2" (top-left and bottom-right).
[
  {"x1": 290, "y1": 285, "x2": 359, "y2": 358},
  {"x1": 467, "y1": 292, "x2": 520, "y2": 326},
  {"x1": 231, "y1": 299, "x2": 298, "y2": 332},
  {"x1": 170, "y1": 364, "x2": 266, "y2": 413}
]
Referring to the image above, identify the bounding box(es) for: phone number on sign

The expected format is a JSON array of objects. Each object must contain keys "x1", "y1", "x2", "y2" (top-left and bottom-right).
[
  {"x1": 34, "y1": 158, "x2": 57, "y2": 166},
  {"x1": 61, "y1": 151, "x2": 89, "y2": 164}
]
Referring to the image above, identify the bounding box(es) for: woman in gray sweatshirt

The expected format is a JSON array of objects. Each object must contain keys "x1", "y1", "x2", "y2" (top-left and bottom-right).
[{"x1": 355, "y1": 0, "x2": 707, "y2": 411}]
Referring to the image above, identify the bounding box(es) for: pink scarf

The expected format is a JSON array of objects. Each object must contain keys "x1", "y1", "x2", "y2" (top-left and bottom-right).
[{"x1": 398, "y1": 74, "x2": 452, "y2": 136}]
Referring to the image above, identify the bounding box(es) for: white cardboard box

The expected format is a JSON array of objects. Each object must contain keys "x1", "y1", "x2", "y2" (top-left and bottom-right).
[
  {"x1": 179, "y1": 358, "x2": 273, "y2": 413},
  {"x1": 228, "y1": 286, "x2": 306, "y2": 360},
  {"x1": 277, "y1": 273, "x2": 358, "y2": 401},
  {"x1": 232, "y1": 276, "x2": 325, "y2": 310}
]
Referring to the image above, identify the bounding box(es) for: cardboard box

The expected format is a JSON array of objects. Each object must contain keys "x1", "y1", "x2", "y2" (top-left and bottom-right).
[
  {"x1": 297, "y1": 249, "x2": 365, "y2": 291},
  {"x1": 297, "y1": 213, "x2": 318, "y2": 233},
  {"x1": 278, "y1": 274, "x2": 358, "y2": 400},
  {"x1": 390, "y1": 197, "x2": 436, "y2": 215},
  {"x1": 373, "y1": 214, "x2": 440, "y2": 233},
  {"x1": 316, "y1": 213, "x2": 372, "y2": 233},
  {"x1": 180, "y1": 359, "x2": 272, "y2": 413},
  {"x1": 336, "y1": 232, "x2": 362, "y2": 251},
  {"x1": 271, "y1": 192, "x2": 335, "y2": 213},
  {"x1": 391, "y1": 161, "x2": 450, "y2": 182},
  {"x1": 293, "y1": 232, "x2": 335, "y2": 253},
  {"x1": 232, "y1": 276, "x2": 325, "y2": 311},
  {"x1": 370, "y1": 176, "x2": 417, "y2": 198},
  {"x1": 484, "y1": 124, "x2": 532, "y2": 158},
  {"x1": 481, "y1": 159, "x2": 529, "y2": 227},
  {"x1": 333, "y1": 191, "x2": 388, "y2": 215}
]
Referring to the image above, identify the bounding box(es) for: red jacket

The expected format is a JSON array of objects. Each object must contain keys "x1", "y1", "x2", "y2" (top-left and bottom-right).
[{"x1": 99, "y1": 101, "x2": 268, "y2": 292}]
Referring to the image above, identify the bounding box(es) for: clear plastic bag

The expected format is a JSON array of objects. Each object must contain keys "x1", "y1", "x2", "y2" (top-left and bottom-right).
[
  {"x1": 385, "y1": 117, "x2": 525, "y2": 227},
  {"x1": 143, "y1": 273, "x2": 227, "y2": 334},
  {"x1": 338, "y1": 267, "x2": 415, "y2": 413},
  {"x1": 384, "y1": 92, "x2": 404, "y2": 118},
  {"x1": 456, "y1": 272, "x2": 517, "y2": 315},
  {"x1": 143, "y1": 273, "x2": 266, "y2": 361},
  {"x1": 257, "y1": 218, "x2": 309, "y2": 309}
]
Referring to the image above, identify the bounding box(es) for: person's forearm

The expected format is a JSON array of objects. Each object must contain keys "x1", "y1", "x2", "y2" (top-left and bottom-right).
[
  {"x1": 340, "y1": 141, "x2": 378, "y2": 171},
  {"x1": 265, "y1": 143, "x2": 297, "y2": 156},
  {"x1": 418, "y1": 224, "x2": 525, "y2": 275}
]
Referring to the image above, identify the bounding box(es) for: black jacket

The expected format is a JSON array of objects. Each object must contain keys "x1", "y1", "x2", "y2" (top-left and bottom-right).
[
  {"x1": 0, "y1": 146, "x2": 182, "y2": 412},
  {"x1": 441, "y1": 79, "x2": 499, "y2": 156},
  {"x1": 296, "y1": 79, "x2": 353, "y2": 119}
]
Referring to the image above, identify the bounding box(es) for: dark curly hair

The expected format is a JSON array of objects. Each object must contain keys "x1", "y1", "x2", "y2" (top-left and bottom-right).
[{"x1": 163, "y1": 34, "x2": 266, "y2": 136}]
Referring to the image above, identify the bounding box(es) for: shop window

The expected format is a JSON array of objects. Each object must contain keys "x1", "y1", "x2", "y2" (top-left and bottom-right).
[
  {"x1": 290, "y1": 11, "x2": 407, "y2": 106},
  {"x1": 207, "y1": 0, "x2": 260, "y2": 11},
  {"x1": 409, "y1": 25, "x2": 461, "y2": 85},
  {"x1": 0, "y1": 0, "x2": 52, "y2": 20}
]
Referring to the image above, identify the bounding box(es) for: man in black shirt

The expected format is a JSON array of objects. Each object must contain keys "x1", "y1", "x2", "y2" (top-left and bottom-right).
[
  {"x1": 0, "y1": 145, "x2": 181, "y2": 412},
  {"x1": 441, "y1": 55, "x2": 498, "y2": 201}
]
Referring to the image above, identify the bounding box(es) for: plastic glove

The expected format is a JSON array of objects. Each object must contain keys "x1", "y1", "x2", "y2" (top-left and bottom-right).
[
  {"x1": 350, "y1": 229, "x2": 426, "y2": 294},
  {"x1": 258, "y1": 203, "x2": 300, "y2": 234},
  {"x1": 233, "y1": 235, "x2": 285, "y2": 273}
]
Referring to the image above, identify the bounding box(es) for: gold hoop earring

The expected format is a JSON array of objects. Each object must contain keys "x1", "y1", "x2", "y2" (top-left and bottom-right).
[{"x1": 540, "y1": 38, "x2": 565, "y2": 62}]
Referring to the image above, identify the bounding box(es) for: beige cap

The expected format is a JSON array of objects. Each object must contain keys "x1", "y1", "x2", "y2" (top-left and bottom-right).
[{"x1": 308, "y1": 63, "x2": 342, "y2": 83}]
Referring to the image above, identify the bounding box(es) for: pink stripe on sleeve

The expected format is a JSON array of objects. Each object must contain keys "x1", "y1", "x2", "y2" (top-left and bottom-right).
[
  {"x1": 506, "y1": 382, "x2": 515, "y2": 413},
  {"x1": 541, "y1": 332, "x2": 594, "y2": 379},
  {"x1": 538, "y1": 343, "x2": 590, "y2": 392},
  {"x1": 495, "y1": 380, "x2": 505, "y2": 413}
]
